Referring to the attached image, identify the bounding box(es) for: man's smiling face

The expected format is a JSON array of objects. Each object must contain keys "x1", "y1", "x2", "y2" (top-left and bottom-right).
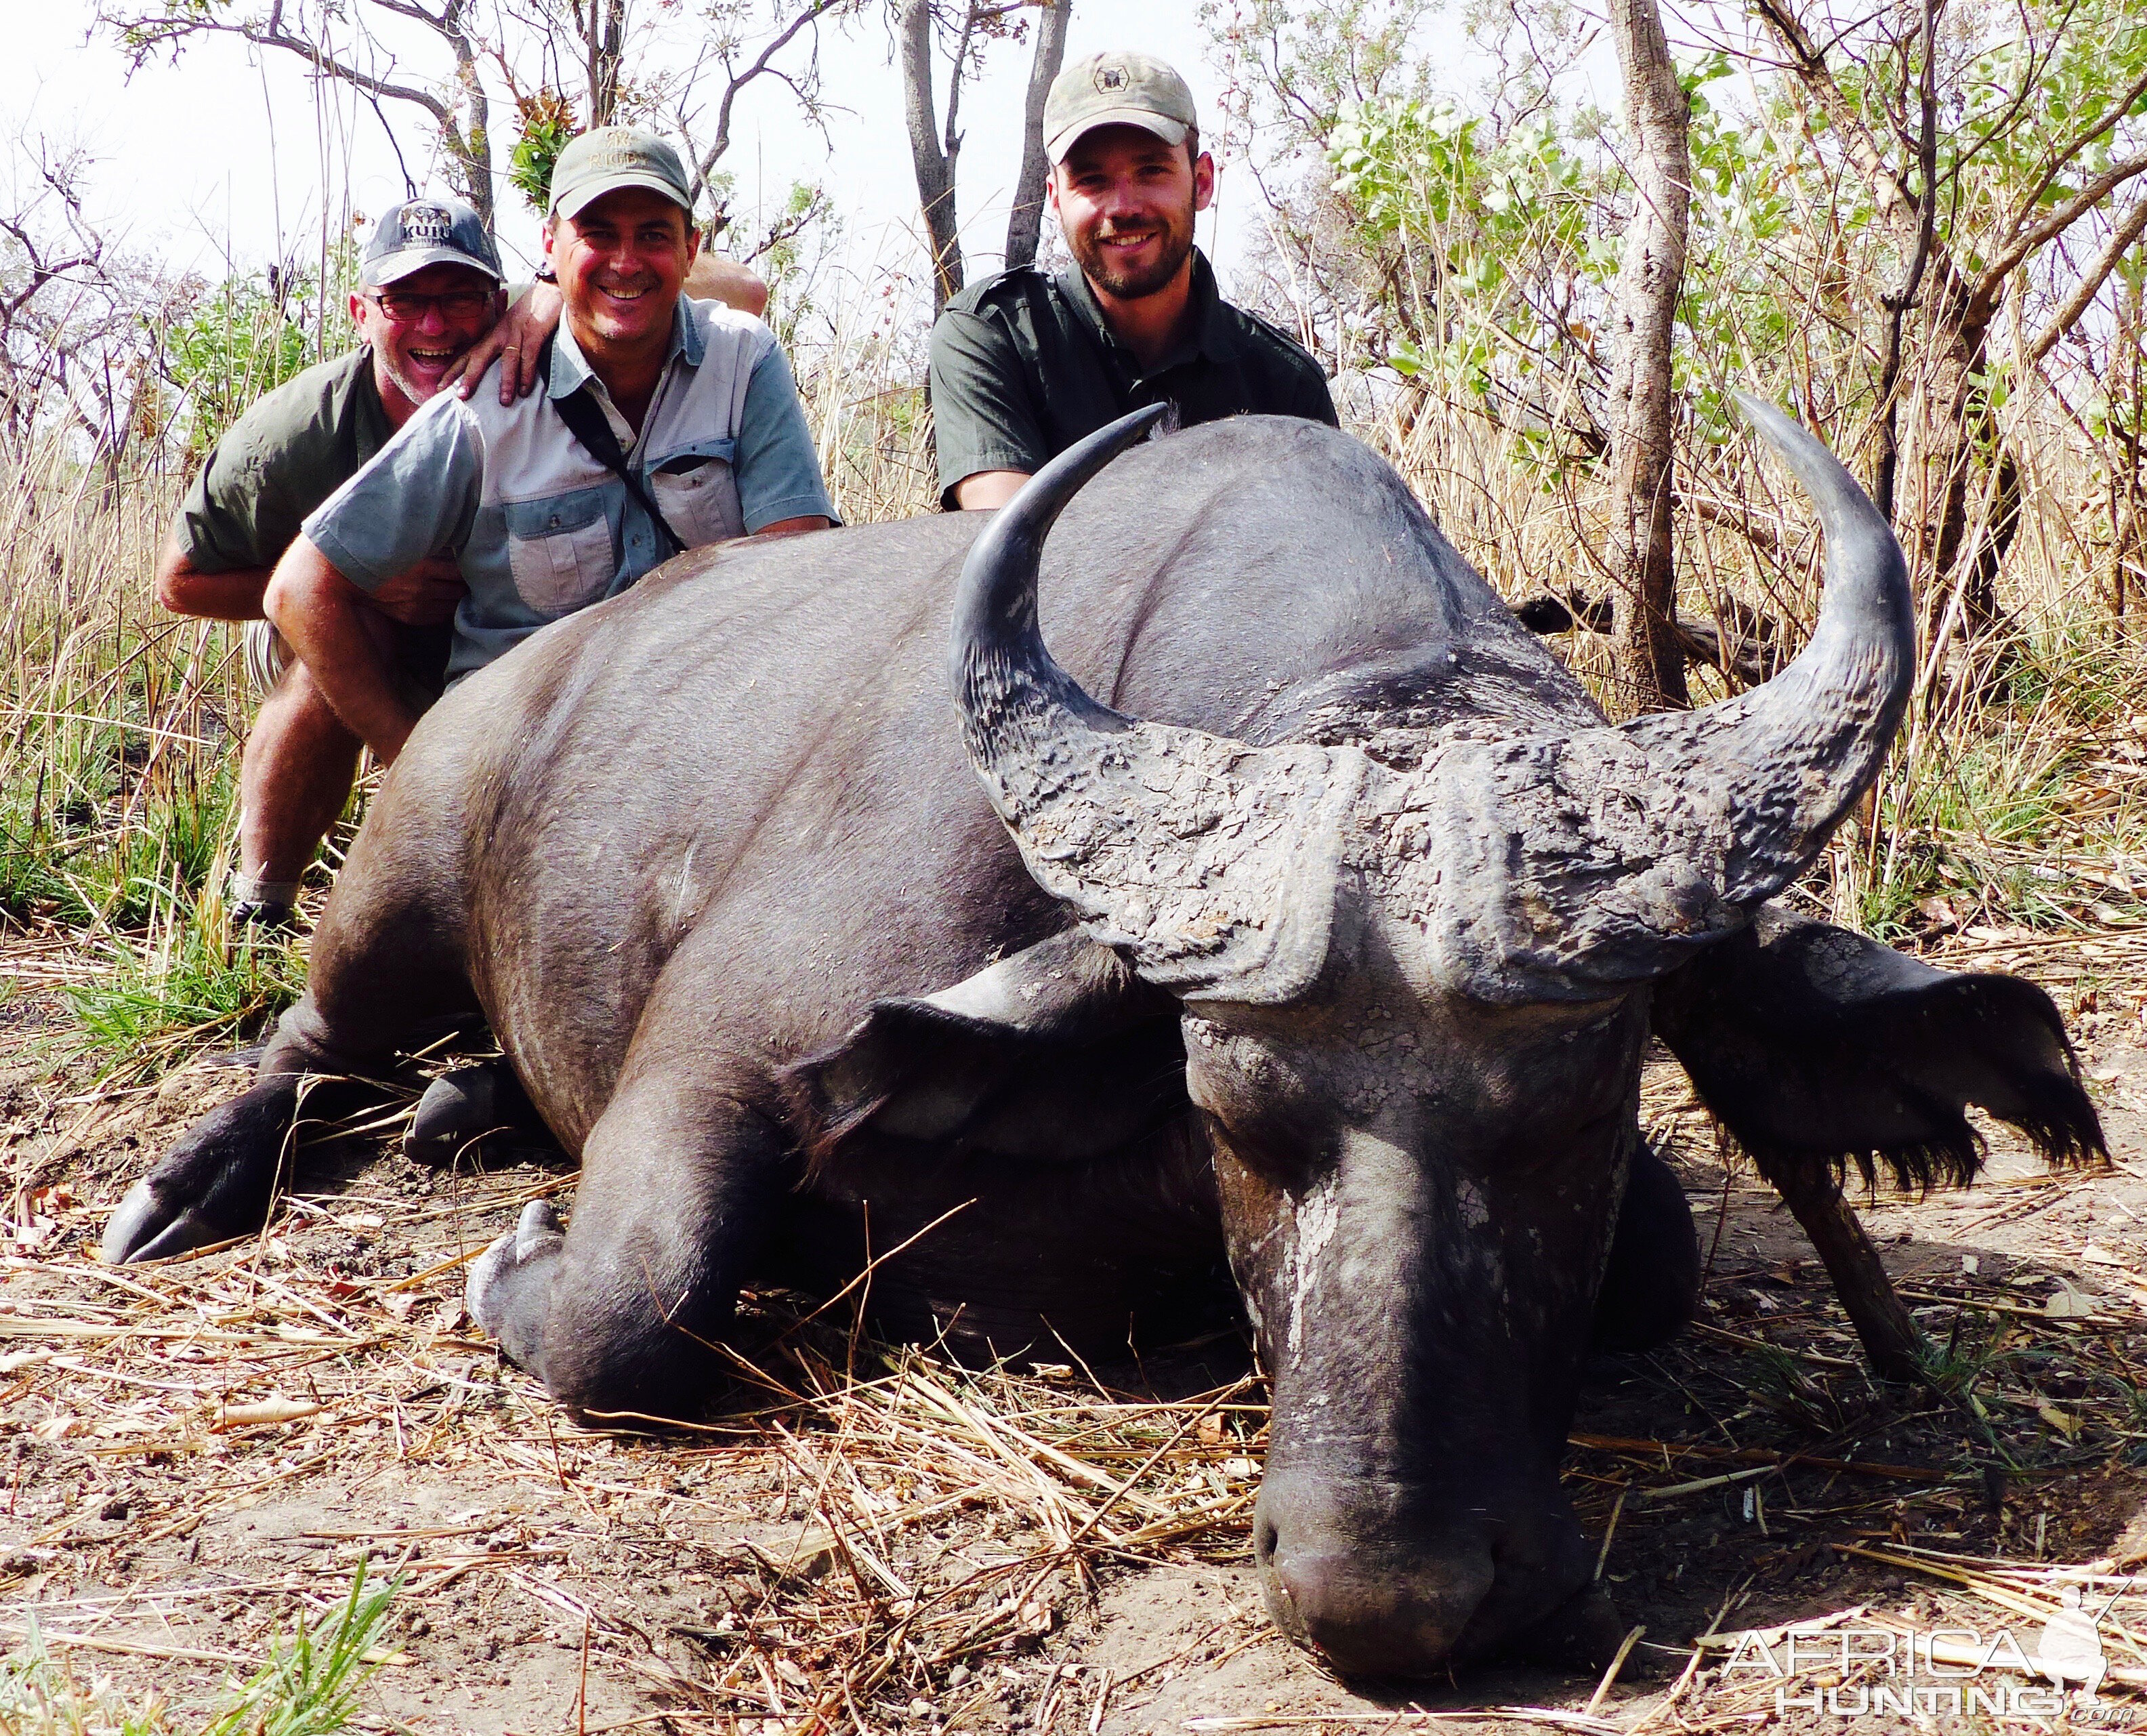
[
  {"x1": 351, "y1": 263, "x2": 503, "y2": 418},
  {"x1": 1049, "y1": 125, "x2": 1214, "y2": 304},
  {"x1": 547, "y1": 187, "x2": 699, "y2": 357}
]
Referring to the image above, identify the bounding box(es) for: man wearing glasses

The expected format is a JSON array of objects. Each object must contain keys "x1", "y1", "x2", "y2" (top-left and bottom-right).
[
  {"x1": 157, "y1": 198, "x2": 513, "y2": 930},
  {"x1": 264, "y1": 128, "x2": 833, "y2": 783}
]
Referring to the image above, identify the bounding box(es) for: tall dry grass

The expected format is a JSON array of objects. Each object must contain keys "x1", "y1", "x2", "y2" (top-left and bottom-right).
[
  {"x1": 0, "y1": 437, "x2": 306, "y2": 1082},
  {"x1": 1, "y1": 297, "x2": 2142, "y2": 1081}
]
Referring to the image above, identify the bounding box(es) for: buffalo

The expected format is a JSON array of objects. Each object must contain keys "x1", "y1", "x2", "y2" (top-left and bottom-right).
[{"x1": 106, "y1": 400, "x2": 2100, "y2": 1678}]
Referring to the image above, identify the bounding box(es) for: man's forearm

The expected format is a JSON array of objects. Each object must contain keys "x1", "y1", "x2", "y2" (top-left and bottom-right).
[
  {"x1": 953, "y1": 470, "x2": 1030, "y2": 510},
  {"x1": 263, "y1": 538, "x2": 423, "y2": 764},
  {"x1": 155, "y1": 531, "x2": 276, "y2": 619}
]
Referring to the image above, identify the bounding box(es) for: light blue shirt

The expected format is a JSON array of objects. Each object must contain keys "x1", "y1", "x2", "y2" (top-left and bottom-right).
[{"x1": 303, "y1": 297, "x2": 836, "y2": 681}]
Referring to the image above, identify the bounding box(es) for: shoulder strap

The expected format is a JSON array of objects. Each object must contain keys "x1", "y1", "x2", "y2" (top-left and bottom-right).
[{"x1": 539, "y1": 332, "x2": 687, "y2": 558}]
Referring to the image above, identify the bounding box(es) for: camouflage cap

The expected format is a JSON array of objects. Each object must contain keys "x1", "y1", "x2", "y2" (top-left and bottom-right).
[
  {"x1": 548, "y1": 127, "x2": 696, "y2": 220},
  {"x1": 1043, "y1": 51, "x2": 1198, "y2": 164},
  {"x1": 362, "y1": 197, "x2": 503, "y2": 287}
]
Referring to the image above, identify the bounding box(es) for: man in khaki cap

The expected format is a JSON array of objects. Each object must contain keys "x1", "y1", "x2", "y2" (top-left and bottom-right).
[
  {"x1": 263, "y1": 126, "x2": 833, "y2": 770},
  {"x1": 930, "y1": 51, "x2": 1335, "y2": 510}
]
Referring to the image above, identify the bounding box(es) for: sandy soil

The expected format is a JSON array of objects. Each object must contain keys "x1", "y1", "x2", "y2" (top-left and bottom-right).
[{"x1": 4, "y1": 930, "x2": 2147, "y2": 1735}]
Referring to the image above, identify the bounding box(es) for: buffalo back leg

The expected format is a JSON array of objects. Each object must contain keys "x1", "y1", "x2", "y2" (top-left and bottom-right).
[{"x1": 467, "y1": 1074, "x2": 783, "y2": 1419}]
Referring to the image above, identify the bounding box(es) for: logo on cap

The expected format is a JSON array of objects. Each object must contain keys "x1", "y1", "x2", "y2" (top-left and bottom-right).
[
  {"x1": 1096, "y1": 64, "x2": 1127, "y2": 92},
  {"x1": 400, "y1": 203, "x2": 455, "y2": 245}
]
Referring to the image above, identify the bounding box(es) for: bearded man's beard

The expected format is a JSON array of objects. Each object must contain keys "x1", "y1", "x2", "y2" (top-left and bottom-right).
[{"x1": 1072, "y1": 205, "x2": 1195, "y2": 300}]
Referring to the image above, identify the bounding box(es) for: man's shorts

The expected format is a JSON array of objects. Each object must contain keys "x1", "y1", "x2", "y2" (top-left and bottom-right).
[{"x1": 242, "y1": 618, "x2": 453, "y2": 715}]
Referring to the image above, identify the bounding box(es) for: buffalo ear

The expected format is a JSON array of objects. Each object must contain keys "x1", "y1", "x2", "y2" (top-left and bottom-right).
[
  {"x1": 780, "y1": 930, "x2": 1184, "y2": 1167},
  {"x1": 1652, "y1": 907, "x2": 2105, "y2": 1191}
]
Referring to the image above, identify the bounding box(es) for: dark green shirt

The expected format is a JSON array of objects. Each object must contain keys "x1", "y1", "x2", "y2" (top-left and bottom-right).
[
  {"x1": 928, "y1": 250, "x2": 1338, "y2": 508},
  {"x1": 173, "y1": 347, "x2": 391, "y2": 571}
]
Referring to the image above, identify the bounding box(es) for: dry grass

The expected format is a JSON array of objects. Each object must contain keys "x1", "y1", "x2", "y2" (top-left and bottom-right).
[{"x1": 5, "y1": 1069, "x2": 2147, "y2": 1730}]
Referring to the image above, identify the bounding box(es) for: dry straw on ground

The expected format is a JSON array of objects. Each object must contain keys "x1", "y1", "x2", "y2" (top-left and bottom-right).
[{"x1": 3, "y1": 1043, "x2": 2146, "y2": 1731}]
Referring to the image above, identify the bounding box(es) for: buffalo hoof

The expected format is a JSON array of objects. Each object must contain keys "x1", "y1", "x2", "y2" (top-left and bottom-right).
[
  {"x1": 104, "y1": 1076, "x2": 307, "y2": 1264},
  {"x1": 407, "y1": 1060, "x2": 543, "y2": 1167},
  {"x1": 467, "y1": 1200, "x2": 566, "y2": 1362}
]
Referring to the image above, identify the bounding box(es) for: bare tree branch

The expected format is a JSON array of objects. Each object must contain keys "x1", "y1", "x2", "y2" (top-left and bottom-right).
[{"x1": 2026, "y1": 193, "x2": 2147, "y2": 368}]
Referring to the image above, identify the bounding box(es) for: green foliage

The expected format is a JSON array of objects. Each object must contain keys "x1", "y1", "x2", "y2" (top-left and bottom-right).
[
  {"x1": 0, "y1": 732, "x2": 241, "y2": 932},
  {"x1": 757, "y1": 180, "x2": 838, "y2": 351},
  {"x1": 0, "y1": 680, "x2": 304, "y2": 1075},
  {"x1": 0, "y1": 1561, "x2": 393, "y2": 1735},
  {"x1": 511, "y1": 90, "x2": 579, "y2": 215},
  {"x1": 198, "y1": 1561, "x2": 398, "y2": 1736},
  {"x1": 0, "y1": 1636, "x2": 169, "y2": 1733},
  {"x1": 1327, "y1": 94, "x2": 1608, "y2": 477},
  {"x1": 63, "y1": 920, "x2": 304, "y2": 1080},
  {"x1": 165, "y1": 250, "x2": 358, "y2": 457},
  {"x1": 1852, "y1": 609, "x2": 2146, "y2": 942},
  {"x1": 1202, "y1": 0, "x2": 1434, "y2": 138}
]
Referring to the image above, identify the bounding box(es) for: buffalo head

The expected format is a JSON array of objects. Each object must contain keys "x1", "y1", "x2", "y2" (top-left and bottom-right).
[{"x1": 946, "y1": 399, "x2": 1913, "y2": 1676}]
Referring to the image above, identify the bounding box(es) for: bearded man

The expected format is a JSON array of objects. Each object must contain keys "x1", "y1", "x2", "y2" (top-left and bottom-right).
[{"x1": 928, "y1": 51, "x2": 1337, "y2": 512}]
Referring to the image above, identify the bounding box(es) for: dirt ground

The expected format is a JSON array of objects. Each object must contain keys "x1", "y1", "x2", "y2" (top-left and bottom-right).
[{"x1": 5, "y1": 925, "x2": 2147, "y2": 1735}]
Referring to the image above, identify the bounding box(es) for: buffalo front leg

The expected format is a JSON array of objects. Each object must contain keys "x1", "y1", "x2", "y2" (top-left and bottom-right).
[
  {"x1": 1589, "y1": 1140, "x2": 1701, "y2": 1355},
  {"x1": 1757, "y1": 1157, "x2": 1927, "y2": 1383},
  {"x1": 102, "y1": 1068, "x2": 375, "y2": 1263},
  {"x1": 466, "y1": 1080, "x2": 783, "y2": 1420}
]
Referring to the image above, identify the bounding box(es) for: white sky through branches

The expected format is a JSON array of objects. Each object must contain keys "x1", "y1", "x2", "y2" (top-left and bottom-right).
[{"x1": 20, "y1": 1, "x2": 1257, "y2": 295}]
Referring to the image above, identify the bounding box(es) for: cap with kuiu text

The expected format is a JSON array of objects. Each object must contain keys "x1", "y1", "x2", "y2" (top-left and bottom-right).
[
  {"x1": 548, "y1": 127, "x2": 696, "y2": 220},
  {"x1": 1043, "y1": 51, "x2": 1199, "y2": 165},
  {"x1": 362, "y1": 197, "x2": 503, "y2": 287}
]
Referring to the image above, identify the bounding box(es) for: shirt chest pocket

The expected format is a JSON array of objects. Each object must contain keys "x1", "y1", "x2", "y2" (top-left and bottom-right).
[
  {"x1": 504, "y1": 488, "x2": 615, "y2": 618},
  {"x1": 650, "y1": 443, "x2": 745, "y2": 549}
]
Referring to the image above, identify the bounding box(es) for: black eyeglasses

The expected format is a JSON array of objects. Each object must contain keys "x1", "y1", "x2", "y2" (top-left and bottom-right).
[{"x1": 364, "y1": 288, "x2": 495, "y2": 323}]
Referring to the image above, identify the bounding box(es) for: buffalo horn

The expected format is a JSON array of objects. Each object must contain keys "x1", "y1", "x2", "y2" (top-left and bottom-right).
[
  {"x1": 1417, "y1": 393, "x2": 1916, "y2": 1001},
  {"x1": 950, "y1": 407, "x2": 1367, "y2": 1006}
]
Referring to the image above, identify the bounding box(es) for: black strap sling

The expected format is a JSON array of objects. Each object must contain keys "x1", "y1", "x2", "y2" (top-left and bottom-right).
[{"x1": 538, "y1": 331, "x2": 686, "y2": 559}]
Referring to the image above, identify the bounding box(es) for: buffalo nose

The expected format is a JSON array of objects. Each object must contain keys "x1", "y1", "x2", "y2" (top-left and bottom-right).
[
  {"x1": 1263, "y1": 1529, "x2": 1495, "y2": 1678},
  {"x1": 1253, "y1": 1476, "x2": 1597, "y2": 1678}
]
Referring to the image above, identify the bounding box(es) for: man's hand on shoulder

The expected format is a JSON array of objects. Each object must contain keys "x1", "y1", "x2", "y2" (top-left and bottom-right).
[
  {"x1": 368, "y1": 556, "x2": 468, "y2": 626},
  {"x1": 449, "y1": 285, "x2": 562, "y2": 405}
]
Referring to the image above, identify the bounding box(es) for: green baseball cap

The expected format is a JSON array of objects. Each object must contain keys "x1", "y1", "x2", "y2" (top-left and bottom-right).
[
  {"x1": 1043, "y1": 51, "x2": 1198, "y2": 165},
  {"x1": 548, "y1": 127, "x2": 695, "y2": 220}
]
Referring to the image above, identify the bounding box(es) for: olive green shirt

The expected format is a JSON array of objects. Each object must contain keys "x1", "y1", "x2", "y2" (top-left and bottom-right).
[
  {"x1": 171, "y1": 345, "x2": 451, "y2": 699},
  {"x1": 928, "y1": 249, "x2": 1338, "y2": 509},
  {"x1": 173, "y1": 347, "x2": 392, "y2": 573}
]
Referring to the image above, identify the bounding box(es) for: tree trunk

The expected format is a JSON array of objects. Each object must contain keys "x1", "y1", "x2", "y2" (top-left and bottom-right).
[
  {"x1": 2111, "y1": 269, "x2": 2146, "y2": 622},
  {"x1": 1758, "y1": 1158, "x2": 1929, "y2": 1383},
  {"x1": 440, "y1": 0, "x2": 496, "y2": 231},
  {"x1": 1005, "y1": 0, "x2": 1071, "y2": 270},
  {"x1": 587, "y1": 0, "x2": 628, "y2": 129},
  {"x1": 900, "y1": 0, "x2": 965, "y2": 312},
  {"x1": 1872, "y1": 0, "x2": 1940, "y2": 525},
  {"x1": 1602, "y1": 0, "x2": 1691, "y2": 713}
]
